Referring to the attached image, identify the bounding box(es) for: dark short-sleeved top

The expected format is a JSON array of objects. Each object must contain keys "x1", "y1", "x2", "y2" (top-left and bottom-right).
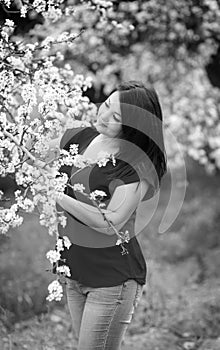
[{"x1": 56, "y1": 126, "x2": 147, "y2": 287}]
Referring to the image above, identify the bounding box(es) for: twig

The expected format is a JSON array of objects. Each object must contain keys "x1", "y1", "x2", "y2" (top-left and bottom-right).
[
  {"x1": 2, "y1": 60, "x2": 30, "y2": 76},
  {"x1": 3, "y1": 129, "x2": 37, "y2": 163}
]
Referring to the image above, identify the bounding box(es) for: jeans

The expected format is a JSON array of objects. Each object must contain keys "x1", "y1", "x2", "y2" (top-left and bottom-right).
[{"x1": 66, "y1": 278, "x2": 144, "y2": 350}]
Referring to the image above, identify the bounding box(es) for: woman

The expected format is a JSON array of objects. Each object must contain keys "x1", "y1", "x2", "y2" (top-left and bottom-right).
[{"x1": 55, "y1": 81, "x2": 167, "y2": 349}]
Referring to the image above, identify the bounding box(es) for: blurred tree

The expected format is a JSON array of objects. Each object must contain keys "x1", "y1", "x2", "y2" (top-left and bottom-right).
[
  {"x1": 20, "y1": 0, "x2": 220, "y2": 171},
  {"x1": 1, "y1": 0, "x2": 220, "y2": 180},
  {"x1": 3, "y1": 1, "x2": 220, "y2": 88}
]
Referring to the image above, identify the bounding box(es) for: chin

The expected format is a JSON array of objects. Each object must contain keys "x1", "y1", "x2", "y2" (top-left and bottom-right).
[{"x1": 95, "y1": 123, "x2": 108, "y2": 134}]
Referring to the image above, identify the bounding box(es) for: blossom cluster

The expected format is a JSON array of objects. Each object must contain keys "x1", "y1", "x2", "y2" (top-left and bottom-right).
[
  {"x1": 46, "y1": 280, "x2": 64, "y2": 302},
  {"x1": 0, "y1": 21, "x2": 95, "y2": 173},
  {"x1": 0, "y1": 204, "x2": 23, "y2": 235},
  {"x1": 161, "y1": 66, "x2": 220, "y2": 173},
  {"x1": 43, "y1": 148, "x2": 128, "y2": 300},
  {"x1": 2, "y1": 0, "x2": 71, "y2": 22},
  {"x1": 120, "y1": 49, "x2": 220, "y2": 172},
  {"x1": 1, "y1": 0, "x2": 115, "y2": 23},
  {"x1": 0, "y1": 14, "x2": 96, "y2": 303},
  {"x1": 0, "y1": 1, "x2": 138, "y2": 303},
  {"x1": 46, "y1": 235, "x2": 72, "y2": 301}
]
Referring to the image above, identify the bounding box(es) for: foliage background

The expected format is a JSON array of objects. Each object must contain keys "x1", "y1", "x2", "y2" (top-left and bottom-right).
[{"x1": 0, "y1": 1, "x2": 220, "y2": 349}]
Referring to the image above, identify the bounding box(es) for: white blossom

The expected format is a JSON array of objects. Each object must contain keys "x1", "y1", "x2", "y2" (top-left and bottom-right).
[
  {"x1": 63, "y1": 236, "x2": 72, "y2": 249},
  {"x1": 15, "y1": 193, "x2": 35, "y2": 213},
  {"x1": 96, "y1": 151, "x2": 112, "y2": 167},
  {"x1": 33, "y1": 0, "x2": 46, "y2": 13},
  {"x1": 90, "y1": 190, "x2": 107, "y2": 201},
  {"x1": 72, "y1": 183, "x2": 85, "y2": 193},
  {"x1": 8, "y1": 56, "x2": 25, "y2": 71},
  {"x1": 0, "y1": 71, "x2": 14, "y2": 95},
  {"x1": 2, "y1": 1, "x2": 12, "y2": 8},
  {"x1": 5, "y1": 19, "x2": 14, "y2": 27},
  {"x1": 56, "y1": 238, "x2": 64, "y2": 252},
  {"x1": 46, "y1": 280, "x2": 63, "y2": 302},
  {"x1": 0, "y1": 113, "x2": 7, "y2": 127},
  {"x1": 59, "y1": 214, "x2": 67, "y2": 227},
  {"x1": 20, "y1": 5, "x2": 28, "y2": 17},
  {"x1": 0, "y1": 204, "x2": 23, "y2": 234},
  {"x1": 69, "y1": 144, "x2": 79, "y2": 155},
  {"x1": 46, "y1": 250, "x2": 61, "y2": 264},
  {"x1": 56, "y1": 265, "x2": 71, "y2": 277},
  {"x1": 21, "y1": 84, "x2": 37, "y2": 106}
]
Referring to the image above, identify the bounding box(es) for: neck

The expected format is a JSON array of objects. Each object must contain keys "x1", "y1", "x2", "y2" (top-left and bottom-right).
[
  {"x1": 92, "y1": 134, "x2": 120, "y2": 153},
  {"x1": 94, "y1": 133, "x2": 115, "y2": 144},
  {"x1": 97, "y1": 134, "x2": 113, "y2": 141}
]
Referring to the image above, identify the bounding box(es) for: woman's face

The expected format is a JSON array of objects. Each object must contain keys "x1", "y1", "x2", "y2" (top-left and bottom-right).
[{"x1": 95, "y1": 91, "x2": 122, "y2": 138}]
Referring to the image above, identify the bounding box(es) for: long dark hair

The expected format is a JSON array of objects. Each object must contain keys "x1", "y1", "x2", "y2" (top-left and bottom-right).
[{"x1": 106, "y1": 81, "x2": 167, "y2": 194}]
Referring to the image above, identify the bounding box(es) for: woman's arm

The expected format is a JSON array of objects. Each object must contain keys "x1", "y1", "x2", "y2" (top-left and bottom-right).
[{"x1": 56, "y1": 180, "x2": 149, "y2": 235}]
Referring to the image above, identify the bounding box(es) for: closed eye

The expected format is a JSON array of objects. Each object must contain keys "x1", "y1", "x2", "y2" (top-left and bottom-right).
[
  {"x1": 113, "y1": 114, "x2": 121, "y2": 122},
  {"x1": 105, "y1": 100, "x2": 121, "y2": 122}
]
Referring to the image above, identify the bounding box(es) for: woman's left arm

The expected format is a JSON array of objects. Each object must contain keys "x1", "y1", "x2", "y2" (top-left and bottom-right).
[{"x1": 56, "y1": 180, "x2": 149, "y2": 235}]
